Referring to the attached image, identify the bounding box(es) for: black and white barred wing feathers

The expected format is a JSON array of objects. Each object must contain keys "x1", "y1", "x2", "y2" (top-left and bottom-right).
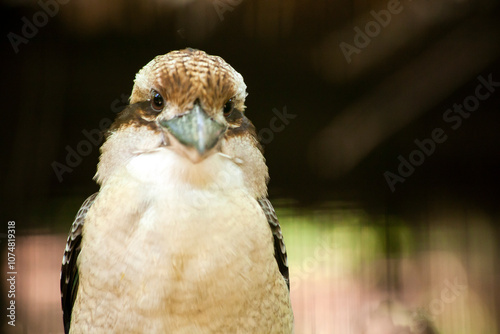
[
  {"x1": 60, "y1": 192, "x2": 98, "y2": 334},
  {"x1": 258, "y1": 198, "x2": 290, "y2": 289}
]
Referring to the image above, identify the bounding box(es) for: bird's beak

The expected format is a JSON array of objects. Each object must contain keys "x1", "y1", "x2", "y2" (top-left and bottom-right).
[{"x1": 160, "y1": 103, "x2": 226, "y2": 163}]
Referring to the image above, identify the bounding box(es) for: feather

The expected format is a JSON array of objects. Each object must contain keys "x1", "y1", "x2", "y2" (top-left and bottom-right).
[{"x1": 60, "y1": 193, "x2": 98, "y2": 334}]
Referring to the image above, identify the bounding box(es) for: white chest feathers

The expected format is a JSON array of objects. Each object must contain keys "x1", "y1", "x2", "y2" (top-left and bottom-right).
[{"x1": 71, "y1": 150, "x2": 289, "y2": 333}]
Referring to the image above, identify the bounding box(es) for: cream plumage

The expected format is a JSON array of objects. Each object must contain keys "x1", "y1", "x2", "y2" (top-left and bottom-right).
[{"x1": 60, "y1": 48, "x2": 293, "y2": 333}]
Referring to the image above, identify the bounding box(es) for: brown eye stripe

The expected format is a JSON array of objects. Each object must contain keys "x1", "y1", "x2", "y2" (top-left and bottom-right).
[
  {"x1": 225, "y1": 109, "x2": 243, "y2": 125},
  {"x1": 108, "y1": 102, "x2": 161, "y2": 136},
  {"x1": 226, "y1": 113, "x2": 255, "y2": 137}
]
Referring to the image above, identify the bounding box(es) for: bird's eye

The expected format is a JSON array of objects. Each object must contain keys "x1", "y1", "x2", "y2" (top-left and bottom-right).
[
  {"x1": 223, "y1": 99, "x2": 234, "y2": 117},
  {"x1": 151, "y1": 90, "x2": 164, "y2": 112}
]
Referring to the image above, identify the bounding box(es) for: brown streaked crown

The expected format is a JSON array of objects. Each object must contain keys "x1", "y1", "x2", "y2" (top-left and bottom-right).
[{"x1": 131, "y1": 48, "x2": 247, "y2": 115}]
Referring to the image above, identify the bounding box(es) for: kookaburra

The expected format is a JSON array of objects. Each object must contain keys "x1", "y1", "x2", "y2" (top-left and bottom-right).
[{"x1": 60, "y1": 48, "x2": 293, "y2": 333}]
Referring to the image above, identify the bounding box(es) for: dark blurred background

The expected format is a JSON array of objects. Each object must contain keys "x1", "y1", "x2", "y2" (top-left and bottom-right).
[{"x1": 1, "y1": 0, "x2": 500, "y2": 333}]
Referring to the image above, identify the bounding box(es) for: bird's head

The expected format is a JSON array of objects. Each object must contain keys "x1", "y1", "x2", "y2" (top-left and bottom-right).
[{"x1": 95, "y1": 49, "x2": 268, "y2": 197}]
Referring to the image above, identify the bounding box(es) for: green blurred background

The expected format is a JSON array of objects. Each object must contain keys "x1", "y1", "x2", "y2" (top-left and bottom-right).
[{"x1": 1, "y1": 0, "x2": 500, "y2": 333}]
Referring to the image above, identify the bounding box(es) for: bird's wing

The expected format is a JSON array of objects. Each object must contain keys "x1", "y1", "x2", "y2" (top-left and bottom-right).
[
  {"x1": 60, "y1": 193, "x2": 98, "y2": 334},
  {"x1": 257, "y1": 198, "x2": 289, "y2": 290}
]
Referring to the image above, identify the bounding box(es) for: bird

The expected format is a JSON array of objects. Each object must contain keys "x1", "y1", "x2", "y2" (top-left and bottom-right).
[{"x1": 60, "y1": 48, "x2": 294, "y2": 333}]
